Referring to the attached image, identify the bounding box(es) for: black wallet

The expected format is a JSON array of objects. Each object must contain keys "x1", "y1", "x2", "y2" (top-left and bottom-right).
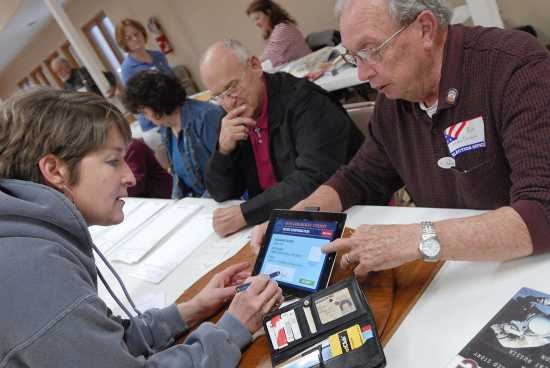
[{"x1": 262, "y1": 277, "x2": 386, "y2": 368}]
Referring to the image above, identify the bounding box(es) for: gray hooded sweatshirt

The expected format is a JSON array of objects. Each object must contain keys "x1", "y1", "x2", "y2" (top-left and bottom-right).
[{"x1": 0, "y1": 179, "x2": 251, "y2": 367}]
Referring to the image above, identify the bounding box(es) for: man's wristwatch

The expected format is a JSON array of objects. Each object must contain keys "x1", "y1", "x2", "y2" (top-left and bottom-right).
[{"x1": 419, "y1": 221, "x2": 441, "y2": 262}]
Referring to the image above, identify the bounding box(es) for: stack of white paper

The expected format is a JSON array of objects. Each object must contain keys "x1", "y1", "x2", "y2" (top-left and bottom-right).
[
  {"x1": 109, "y1": 204, "x2": 202, "y2": 264},
  {"x1": 196, "y1": 229, "x2": 252, "y2": 268},
  {"x1": 92, "y1": 201, "x2": 169, "y2": 254},
  {"x1": 121, "y1": 197, "x2": 148, "y2": 215},
  {"x1": 129, "y1": 213, "x2": 214, "y2": 283},
  {"x1": 89, "y1": 197, "x2": 145, "y2": 240}
]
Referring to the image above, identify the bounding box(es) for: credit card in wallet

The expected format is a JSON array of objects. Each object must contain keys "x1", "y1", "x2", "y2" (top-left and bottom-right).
[
  {"x1": 320, "y1": 323, "x2": 373, "y2": 360},
  {"x1": 279, "y1": 323, "x2": 373, "y2": 367},
  {"x1": 277, "y1": 349, "x2": 320, "y2": 368},
  {"x1": 361, "y1": 324, "x2": 374, "y2": 341},
  {"x1": 329, "y1": 324, "x2": 364, "y2": 357}
]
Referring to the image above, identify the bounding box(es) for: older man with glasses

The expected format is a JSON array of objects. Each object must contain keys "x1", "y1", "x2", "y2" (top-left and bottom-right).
[
  {"x1": 200, "y1": 39, "x2": 363, "y2": 237},
  {"x1": 50, "y1": 57, "x2": 117, "y2": 97},
  {"x1": 251, "y1": 0, "x2": 550, "y2": 275}
]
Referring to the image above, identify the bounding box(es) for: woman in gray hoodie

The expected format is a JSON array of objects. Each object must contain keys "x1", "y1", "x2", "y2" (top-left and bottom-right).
[{"x1": 0, "y1": 88, "x2": 282, "y2": 368}]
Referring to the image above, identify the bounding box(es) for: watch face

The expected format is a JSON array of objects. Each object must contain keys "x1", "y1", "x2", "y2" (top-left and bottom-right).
[{"x1": 422, "y1": 238, "x2": 441, "y2": 257}]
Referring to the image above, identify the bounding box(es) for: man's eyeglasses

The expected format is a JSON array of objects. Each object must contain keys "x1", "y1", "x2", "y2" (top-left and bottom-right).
[
  {"x1": 341, "y1": 18, "x2": 415, "y2": 66},
  {"x1": 209, "y1": 68, "x2": 247, "y2": 104}
]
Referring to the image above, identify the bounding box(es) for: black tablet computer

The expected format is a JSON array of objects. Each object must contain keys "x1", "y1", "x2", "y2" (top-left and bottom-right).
[{"x1": 252, "y1": 209, "x2": 347, "y2": 298}]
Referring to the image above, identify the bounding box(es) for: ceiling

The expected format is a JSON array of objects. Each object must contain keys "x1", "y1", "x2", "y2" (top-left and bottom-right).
[
  {"x1": 0, "y1": 0, "x2": 22, "y2": 32},
  {"x1": 0, "y1": 0, "x2": 59, "y2": 72}
]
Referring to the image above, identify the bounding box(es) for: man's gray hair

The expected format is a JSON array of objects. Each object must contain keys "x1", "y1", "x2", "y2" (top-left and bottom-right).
[
  {"x1": 336, "y1": 0, "x2": 452, "y2": 27},
  {"x1": 200, "y1": 39, "x2": 252, "y2": 67},
  {"x1": 222, "y1": 39, "x2": 252, "y2": 65}
]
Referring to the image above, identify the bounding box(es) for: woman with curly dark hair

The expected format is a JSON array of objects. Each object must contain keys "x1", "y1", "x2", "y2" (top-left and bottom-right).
[
  {"x1": 246, "y1": 0, "x2": 311, "y2": 68},
  {"x1": 123, "y1": 70, "x2": 223, "y2": 198}
]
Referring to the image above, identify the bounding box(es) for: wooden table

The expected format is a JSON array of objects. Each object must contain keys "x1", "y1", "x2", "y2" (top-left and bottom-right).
[
  {"x1": 176, "y1": 228, "x2": 442, "y2": 367},
  {"x1": 94, "y1": 200, "x2": 486, "y2": 366}
]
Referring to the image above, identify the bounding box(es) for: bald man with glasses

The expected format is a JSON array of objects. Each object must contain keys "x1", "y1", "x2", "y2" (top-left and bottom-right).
[
  {"x1": 251, "y1": 0, "x2": 550, "y2": 276},
  {"x1": 200, "y1": 39, "x2": 363, "y2": 237}
]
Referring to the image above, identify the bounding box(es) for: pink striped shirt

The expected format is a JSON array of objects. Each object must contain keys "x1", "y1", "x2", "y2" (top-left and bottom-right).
[{"x1": 262, "y1": 22, "x2": 311, "y2": 67}]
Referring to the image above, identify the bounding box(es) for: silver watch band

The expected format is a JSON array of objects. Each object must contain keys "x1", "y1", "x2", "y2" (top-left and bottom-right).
[
  {"x1": 419, "y1": 221, "x2": 441, "y2": 262},
  {"x1": 421, "y1": 221, "x2": 436, "y2": 239}
]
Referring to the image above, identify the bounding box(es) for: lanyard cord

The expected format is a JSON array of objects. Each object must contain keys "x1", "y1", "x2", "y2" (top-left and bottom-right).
[
  {"x1": 92, "y1": 244, "x2": 156, "y2": 356},
  {"x1": 92, "y1": 243, "x2": 143, "y2": 318}
]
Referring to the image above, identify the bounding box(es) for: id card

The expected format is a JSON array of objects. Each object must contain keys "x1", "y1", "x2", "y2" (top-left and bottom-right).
[{"x1": 315, "y1": 287, "x2": 357, "y2": 324}]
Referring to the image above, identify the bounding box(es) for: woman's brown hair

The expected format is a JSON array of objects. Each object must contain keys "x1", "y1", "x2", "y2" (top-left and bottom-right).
[
  {"x1": 246, "y1": 0, "x2": 296, "y2": 38},
  {"x1": 115, "y1": 18, "x2": 148, "y2": 52},
  {"x1": 0, "y1": 88, "x2": 131, "y2": 185}
]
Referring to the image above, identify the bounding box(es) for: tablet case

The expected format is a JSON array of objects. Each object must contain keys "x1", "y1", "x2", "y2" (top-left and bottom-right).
[{"x1": 263, "y1": 277, "x2": 386, "y2": 368}]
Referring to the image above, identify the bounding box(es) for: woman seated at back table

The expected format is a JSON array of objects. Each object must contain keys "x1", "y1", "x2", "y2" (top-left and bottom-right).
[
  {"x1": 246, "y1": 0, "x2": 311, "y2": 68},
  {"x1": 123, "y1": 70, "x2": 223, "y2": 198},
  {"x1": 0, "y1": 88, "x2": 282, "y2": 368}
]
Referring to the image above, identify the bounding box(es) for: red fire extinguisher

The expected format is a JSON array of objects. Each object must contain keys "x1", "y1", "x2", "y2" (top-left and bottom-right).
[{"x1": 147, "y1": 17, "x2": 173, "y2": 54}]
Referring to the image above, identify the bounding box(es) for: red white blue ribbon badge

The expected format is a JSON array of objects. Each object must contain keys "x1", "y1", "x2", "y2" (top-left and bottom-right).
[{"x1": 444, "y1": 116, "x2": 486, "y2": 158}]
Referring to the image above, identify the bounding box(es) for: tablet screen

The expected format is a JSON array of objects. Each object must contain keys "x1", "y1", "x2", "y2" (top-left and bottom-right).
[{"x1": 258, "y1": 217, "x2": 339, "y2": 293}]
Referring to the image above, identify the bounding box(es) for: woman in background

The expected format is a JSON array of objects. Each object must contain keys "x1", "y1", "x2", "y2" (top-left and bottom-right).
[
  {"x1": 123, "y1": 70, "x2": 223, "y2": 198},
  {"x1": 246, "y1": 0, "x2": 311, "y2": 68},
  {"x1": 116, "y1": 18, "x2": 174, "y2": 131}
]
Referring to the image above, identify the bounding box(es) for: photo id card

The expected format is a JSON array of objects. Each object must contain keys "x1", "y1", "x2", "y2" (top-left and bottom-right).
[{"x1": 314, "y1": 287, "x2": 357, "y2": 325}]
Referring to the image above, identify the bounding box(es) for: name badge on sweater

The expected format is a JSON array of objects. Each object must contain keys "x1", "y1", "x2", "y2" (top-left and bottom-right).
[{"x1": 444, "y1": 116, "x2": 486, "y2": 158}]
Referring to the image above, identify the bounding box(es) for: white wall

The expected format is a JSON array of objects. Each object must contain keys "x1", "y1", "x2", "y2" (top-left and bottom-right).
[
  {"x1": 1, "y1": 0, "x2": 549, "y2": 99},
  {"x1": 0, "y1": 0, "x2": 338, "y2": 98}
]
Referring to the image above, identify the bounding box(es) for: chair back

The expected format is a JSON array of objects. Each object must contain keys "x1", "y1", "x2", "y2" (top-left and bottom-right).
[
  {"x1": 306, "y1": 30, "x2": 341, "y2": 52},
  {"x1": 344, "y1": 101, "x2": 375, "y2": 137},
  {"x1": 172, "y1": 64, "x2": 199, "y2": 95}
]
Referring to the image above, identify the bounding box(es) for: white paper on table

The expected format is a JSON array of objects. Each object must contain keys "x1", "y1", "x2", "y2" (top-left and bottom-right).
[
  {"x1": 129, "y1": 214, "x2": 214, "y2": 283},
  {"x1": 89, "y1": 225, "x2": 108, "y2": 240},
  {"x1": 110, "y1": 204, "x2": 202, "y2": 264},
  {"x1": 217, "y1": 229, "x2": 251, "y2": 245},
  {"x1": 92, "y1": 201, "x2": 169, "y2": 254},
  {"x1": 107, "y1": 291, "x2": 167, "y2": 317},
  {"x1": 89, "y1": 198, "x2": 145, "y2": 240},
  {"x1": 197, "y1": 229, "x2": 251, "y2": 264},
  {"x1": 261, "y1": 59, "x2": 274, "y2": 72},
  {"x1": 121, "y1": 197, "x2": 147, "y2": 216},
  {"x1": 134, "y1": 291, "x2": 167, "y2": 314}
]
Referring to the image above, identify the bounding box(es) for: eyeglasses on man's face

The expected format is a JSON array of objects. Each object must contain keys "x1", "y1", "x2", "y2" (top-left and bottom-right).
[
  {"x1": 209, "y1": 68, "x2": 247, "y2": 104},
  {"x1": 341, "y1": 17, "x2": 416, "y2": 66}
]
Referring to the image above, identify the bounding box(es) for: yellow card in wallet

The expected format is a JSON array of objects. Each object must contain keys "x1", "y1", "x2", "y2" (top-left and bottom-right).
[{"x1": 328, "y1": 324, "x2": 364, "y2": 357}]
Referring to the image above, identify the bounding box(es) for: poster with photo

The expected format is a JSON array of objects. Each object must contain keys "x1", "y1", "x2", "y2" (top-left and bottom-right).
[{"x1": 447, "y1": 288, "x2": 550, "y2": 368}]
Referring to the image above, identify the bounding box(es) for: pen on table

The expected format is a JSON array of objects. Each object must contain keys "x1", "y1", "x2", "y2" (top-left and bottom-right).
[{"x1": 235, "y1": 271, "x2": 280, "y2": 293}]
